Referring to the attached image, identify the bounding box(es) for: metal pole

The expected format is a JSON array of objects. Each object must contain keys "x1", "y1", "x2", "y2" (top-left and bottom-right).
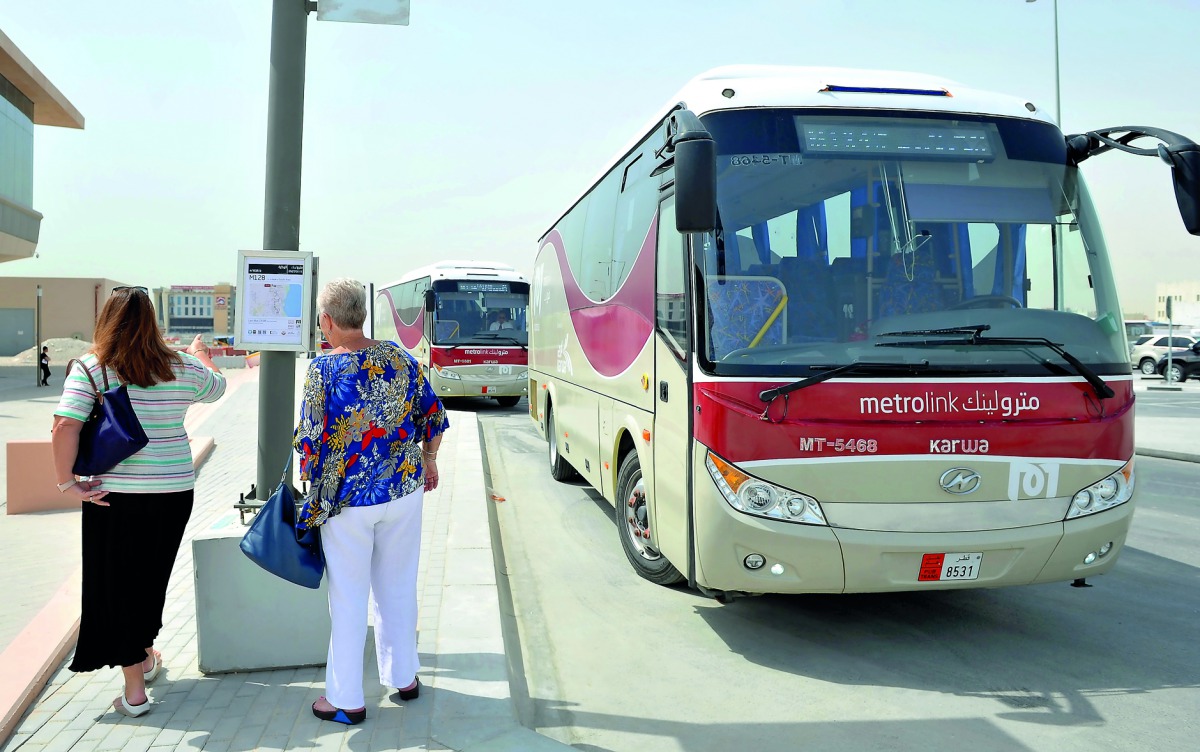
[
  {"x1": 1053, "y1": 0, "x2": 1062, "y2": 125},
  {"x1": 255, "y1": 0, "x2": 309, "y2": 497},
  {"x1": 35, "y1": 285, "x2": 42, "y2": 386}
]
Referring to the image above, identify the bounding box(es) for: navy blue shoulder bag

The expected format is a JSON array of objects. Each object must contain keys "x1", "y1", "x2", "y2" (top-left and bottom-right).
[
  {"x1": 68, "y1": 358, "x2": 149, "y2": 477},
  {"x1": 239, "y1": 455, "x2": 325, "y2": 588}
]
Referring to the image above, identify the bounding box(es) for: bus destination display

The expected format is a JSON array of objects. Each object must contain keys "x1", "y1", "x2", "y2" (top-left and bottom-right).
[
  {"x1": 457, "y1": 281, "x2": 510, "y2": 293},
  {"x1": 242, "y1": 260, "x2": 305, "y2": 346},
  {"x1": 798, "y1": 120, "x2": 995, "y2": 160}
]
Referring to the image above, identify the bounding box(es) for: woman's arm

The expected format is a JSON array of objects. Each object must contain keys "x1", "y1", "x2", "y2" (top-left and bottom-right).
[{"x1": 50, "y1": 416, "x2": 109, "y2": 505}]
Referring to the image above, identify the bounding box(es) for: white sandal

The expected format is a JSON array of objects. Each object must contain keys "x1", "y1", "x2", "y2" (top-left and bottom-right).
[
  {"x1": 113, "y1": 694, "x2": 151, "y2": 717},
  {"x1": 143, "y1": 652, "x2": 162, "y2": 683}
]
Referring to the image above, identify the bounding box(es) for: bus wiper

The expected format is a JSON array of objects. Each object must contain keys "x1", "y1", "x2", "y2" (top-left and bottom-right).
[
  {"x1": 757, "y1": 361, "x2": 1002, "y2": 402},
  {"x1": 876, "y1": 331, "x2": 1115, "y2": 400},
  {"x1": 877, "y1": 324, "x2": 992, "y2": 341}
]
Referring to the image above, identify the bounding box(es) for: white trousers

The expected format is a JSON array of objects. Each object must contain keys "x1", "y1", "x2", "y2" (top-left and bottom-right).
[{"x1": 320, "y1": 488, "x2": 423, "y2": 709}]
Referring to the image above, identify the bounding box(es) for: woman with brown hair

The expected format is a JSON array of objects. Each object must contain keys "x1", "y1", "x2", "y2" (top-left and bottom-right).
[{"x1": 50, "y1": 286, "x2": 227, "y2": 717}]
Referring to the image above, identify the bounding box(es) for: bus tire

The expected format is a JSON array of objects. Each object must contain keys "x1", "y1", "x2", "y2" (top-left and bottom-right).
[
  {"x1": 495, "y1": 396, "x2": 521, "y2": 408},
  {"x1": 615, "y1": 451, "x2": 685, "y2": 586},
  {"x1": 547, "y1": 406, "x2": 577, "y2": 481}
]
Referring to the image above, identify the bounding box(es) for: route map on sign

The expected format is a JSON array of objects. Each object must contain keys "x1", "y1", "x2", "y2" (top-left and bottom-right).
[{"x1": 249, "y1": 283, "x2": 301, "y2": 319}]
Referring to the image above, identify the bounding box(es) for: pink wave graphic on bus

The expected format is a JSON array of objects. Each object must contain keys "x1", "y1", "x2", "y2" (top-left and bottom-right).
[
  {"x1": 380, "y1": 289, "x2": 425, "y2": 350},
  {"x1": 540, "y1": 216, "x2": 657, "y2": 377}
]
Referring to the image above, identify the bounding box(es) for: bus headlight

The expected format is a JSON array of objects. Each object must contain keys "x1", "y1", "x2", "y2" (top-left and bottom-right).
[
  {"x1": 1066, "y1": 460, "x2": 1134, "y2": 520},
  {"x1": 433, "y1": 365, "x2": 461, "y2": 380},
  {"x1": 705, "y1": 451, "x2": 827, "y2": 526},
  {"x1": 516, "y1": 370, "x2": 528, "y2": 380}
]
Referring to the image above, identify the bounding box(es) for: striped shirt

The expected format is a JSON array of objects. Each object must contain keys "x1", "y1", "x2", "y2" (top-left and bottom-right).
[{"x1": 55, "y1": 353, "x2": 227, "y2": 493}]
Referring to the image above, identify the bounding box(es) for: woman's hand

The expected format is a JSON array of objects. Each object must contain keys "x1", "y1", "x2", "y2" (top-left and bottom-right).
[
  {"x1": 186, "y1": 335, "x2": 210, "y2": 358},
  {"x1": 424, "y1": 458, "x2": 439, "y2": 492},
  {"x1": 69, "y1": 478, "x2": 110, "y2": 506}
]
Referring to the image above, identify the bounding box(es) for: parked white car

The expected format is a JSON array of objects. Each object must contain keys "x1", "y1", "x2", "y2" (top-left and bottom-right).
[{"x1": 1131, "y1": 334, "x2": 1197, "y2": 375}]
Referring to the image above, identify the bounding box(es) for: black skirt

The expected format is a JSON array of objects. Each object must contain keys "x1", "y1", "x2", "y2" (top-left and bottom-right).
[{"x1": 69, "y1": 489, "x2": 194, "y2": 672}]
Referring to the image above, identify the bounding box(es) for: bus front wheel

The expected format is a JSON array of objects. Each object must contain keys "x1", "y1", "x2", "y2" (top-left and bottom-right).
[
  {"x1": 547, "y1": 407, "x2": 577, "y2": 481},
  {"x1": 615, "y1": 452, "x2": 685, "y2": 586},
  {"x1": 495, "y1": 396, "x2": 521, "y2": 408}
]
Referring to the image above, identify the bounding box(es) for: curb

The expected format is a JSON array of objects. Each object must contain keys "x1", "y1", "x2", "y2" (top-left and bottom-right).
[
  {"x1": 1135, "y1": 447, "x2": 1200, "y2": 464},
  {"x1": 0, "y1": 573, "x2": 80, "y2": 745}
]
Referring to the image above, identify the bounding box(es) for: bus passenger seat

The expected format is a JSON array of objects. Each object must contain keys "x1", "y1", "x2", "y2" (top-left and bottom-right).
[
  {"x1": 876, "y1": 248, "x2": 951, "y2": 319},
  {"x1": 779, "y1": 257, "x2": 837, "y2": 342},
  {"x1": 705, "y1": 277, "x2": 787, "y2": 358}
]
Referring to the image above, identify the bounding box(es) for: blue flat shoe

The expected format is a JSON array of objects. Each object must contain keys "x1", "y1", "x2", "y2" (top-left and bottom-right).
[{"x1": 312, "y1": 698, "x2": 365, "y2": 725}]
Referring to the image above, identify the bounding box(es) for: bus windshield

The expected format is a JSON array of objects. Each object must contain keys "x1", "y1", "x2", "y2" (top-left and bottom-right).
[
  {"x1": 696, "y1": 109, "x2": 1128, "y2": 378},
  {"x1": 431, "y1": 280, "x2": 530, "y2": 346}
]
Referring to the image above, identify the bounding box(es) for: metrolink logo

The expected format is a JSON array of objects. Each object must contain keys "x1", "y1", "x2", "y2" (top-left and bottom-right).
[{"x1": 859, "y1": 390, "x2": 1042, "y2": 418}]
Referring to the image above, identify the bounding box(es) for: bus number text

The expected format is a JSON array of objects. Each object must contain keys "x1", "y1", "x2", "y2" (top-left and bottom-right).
[
  {"x1": 798, "y1": 437, "x2": 878, "y2": 453},
  {"x1": 730, "y1": 153, "x2": 803, "y2": 167}
]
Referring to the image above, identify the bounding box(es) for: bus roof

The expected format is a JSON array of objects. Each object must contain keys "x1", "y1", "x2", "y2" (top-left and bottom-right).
[
  {"x1": 378, "y1": 260, "x2": 528, "y2": 291},
  {"x1": 541, "y1": 65, "x2": 1057, "y2": 241}
]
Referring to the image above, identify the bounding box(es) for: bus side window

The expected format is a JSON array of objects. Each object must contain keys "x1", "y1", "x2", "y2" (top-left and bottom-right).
[{"x1": 656, "y1": 201, "x2": 689, "y2": 358}]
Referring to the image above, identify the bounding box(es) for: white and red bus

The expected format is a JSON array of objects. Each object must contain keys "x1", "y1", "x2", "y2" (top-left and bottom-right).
[
  {"x1": 529, "y1": 66, "x2": 1200, "y2": 598},
  {"x1": 375, "y1": 261, "x2": 529, "y2": 408}
]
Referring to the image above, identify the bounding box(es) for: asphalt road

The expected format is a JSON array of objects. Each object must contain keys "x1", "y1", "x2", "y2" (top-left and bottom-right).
[{"x1": 477, "y1": 400, "x2": 1200, "y2": 752}]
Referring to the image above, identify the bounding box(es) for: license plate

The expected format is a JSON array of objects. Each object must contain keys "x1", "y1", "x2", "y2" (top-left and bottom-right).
[
  {"x1": 481, "y1": 386, "x2": 494, "y2": 394},
  {"x1": 918, "y1": 552, "x2": 982, "y2": 581}
]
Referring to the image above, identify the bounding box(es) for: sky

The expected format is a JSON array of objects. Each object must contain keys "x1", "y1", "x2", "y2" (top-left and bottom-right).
[{"x1": 2, "y1": 0, "x2": 1199, "y2": 316}]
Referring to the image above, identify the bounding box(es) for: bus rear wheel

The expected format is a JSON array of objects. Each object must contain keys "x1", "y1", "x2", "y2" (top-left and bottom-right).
[
  {"x1": 495, "y1": 396, "x2": 521, "y2": 408},
  {"x1": 615, "y1": 452, "x2": 684, "y2": 586},
  {"x1": 547, "y1": 407, "x2": 577, "y2": 481}
]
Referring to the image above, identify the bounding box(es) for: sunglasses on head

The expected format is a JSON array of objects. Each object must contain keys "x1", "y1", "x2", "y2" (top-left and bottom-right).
[{"x1": 112, "y1": 286, "x2": 149, "y2": 297}]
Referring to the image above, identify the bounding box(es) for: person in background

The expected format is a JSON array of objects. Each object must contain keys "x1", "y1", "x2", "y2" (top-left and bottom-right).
[
  {"x1": 50, "y1": 287, "x2": 226, "y2": 718},
  {"x1": 295, "y1": 278, "x2": 448, "y2": 726},
  {"x1": 39, "y1": 346, "x2": 51, "y2": 386}
]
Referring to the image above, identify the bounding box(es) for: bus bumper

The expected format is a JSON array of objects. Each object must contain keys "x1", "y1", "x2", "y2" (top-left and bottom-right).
[
  {"x1": 692, "y1": 485, "x2": 1133, "y2": 595},
  {"x1": 432, "y1": 374, "x2": 528, "y2": 399}
]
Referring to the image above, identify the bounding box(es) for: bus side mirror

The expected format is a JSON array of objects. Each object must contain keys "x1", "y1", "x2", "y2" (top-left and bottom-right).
[
  {"x1": 674, "y1": 136, "x2": 717, "y2": 234},
  {"x1": 1160, "y1": 142, "x2": 1200, "y2": 235},
  {"x1": 424, "y1": 289, "x2": 435, "y2": 312}
]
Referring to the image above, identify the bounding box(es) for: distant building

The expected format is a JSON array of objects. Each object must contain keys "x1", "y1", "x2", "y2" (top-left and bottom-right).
[
  {"x1": 0, "y1": 27, "x2": 84, "y2": 264},
  {"x1": 0, "y1": 277, "x2": 129, "y2": 355},
  {"x1": 153, "y1": 284, "x2": 236, "y2": 340},
  {"x1": 0, "y1": 27, "x2": 85, "y2": 356},
  {"x1": 1155, "y1": 281, "x2": 1200, "y2": 326}
]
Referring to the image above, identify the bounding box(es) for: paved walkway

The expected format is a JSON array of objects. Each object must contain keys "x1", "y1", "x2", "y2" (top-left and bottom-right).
[
  {"x1": 0, "y1": 368, "x2": 1196, "y2": 751},
  {"x1": 0, "y1": 364, "x2": 566, "y2": 752}
]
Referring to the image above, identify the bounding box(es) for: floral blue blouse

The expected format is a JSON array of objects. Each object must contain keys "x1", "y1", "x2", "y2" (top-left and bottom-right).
[{"x1": 293, "y1": 341, "x2": 449, "y2": 529}]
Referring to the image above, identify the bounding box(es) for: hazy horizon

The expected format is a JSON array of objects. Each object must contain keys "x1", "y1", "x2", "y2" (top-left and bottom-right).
[{"x1": 2, "y1": 0, "x2": 1198, "y2": 316}]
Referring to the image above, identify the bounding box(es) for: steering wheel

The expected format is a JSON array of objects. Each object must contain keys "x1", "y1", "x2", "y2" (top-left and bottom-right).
[{"x1": 948, "y1": 295, "x2": 1023, "y2": 310}]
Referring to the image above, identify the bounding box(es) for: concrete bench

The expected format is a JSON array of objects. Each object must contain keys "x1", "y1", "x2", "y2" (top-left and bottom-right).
[
  {"x1": 193, "y1": 511, "x2": 330, "y2": 673},
  {"x1": 5, "y1": 437, "x2": 216, "y2": 515}
]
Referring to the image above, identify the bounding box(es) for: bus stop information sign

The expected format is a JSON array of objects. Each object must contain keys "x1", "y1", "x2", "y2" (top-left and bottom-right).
[
  {"x1": 316, "y1": 0, "x2": 410, "y2": 25},
  {"x1": 235, "y1": 250, "x2": 317, "y2": 352}
]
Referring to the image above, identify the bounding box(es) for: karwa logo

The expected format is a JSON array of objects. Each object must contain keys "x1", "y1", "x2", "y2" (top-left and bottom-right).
[{"x1": 939, "y1": 468, "x2": 982, "y2": 495}]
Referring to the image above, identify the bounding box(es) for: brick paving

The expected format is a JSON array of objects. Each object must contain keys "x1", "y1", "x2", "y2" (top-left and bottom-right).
[{"x1": 0, "y1": 364, "x2": 565, "y2": 751}]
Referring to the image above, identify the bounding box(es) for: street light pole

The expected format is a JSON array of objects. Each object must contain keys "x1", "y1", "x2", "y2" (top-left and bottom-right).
[
  {"x1": 1028, "y1": 0, "x2": 1062, "y2": 125},
  {"x1": 35, "y1": 285, "x2": 42, "y2": 387}
]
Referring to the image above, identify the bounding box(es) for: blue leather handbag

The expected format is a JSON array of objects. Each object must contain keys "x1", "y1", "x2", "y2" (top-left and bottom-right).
[
  {"x1": 239, "y1": 456, "x2": 325, "y2": 589},
  {"x1": 68, "y1": 359, "x2": 149, "y2": 477}
]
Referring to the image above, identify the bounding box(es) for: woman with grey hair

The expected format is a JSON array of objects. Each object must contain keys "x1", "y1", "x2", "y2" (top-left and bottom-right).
[{"x1": 294, "y1": 277, "x2": 449, "y2": 725}]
